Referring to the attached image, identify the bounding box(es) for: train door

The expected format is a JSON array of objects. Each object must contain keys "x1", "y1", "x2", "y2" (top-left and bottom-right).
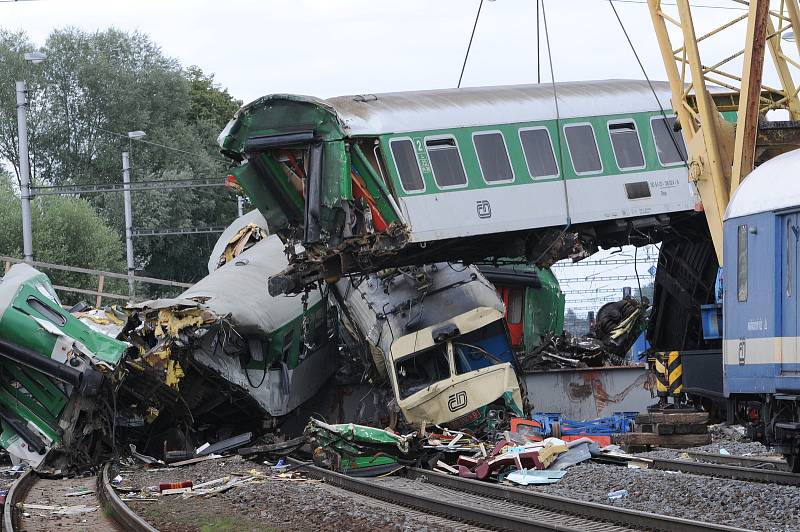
[
  {"x1": 497, "y1": 286, "x2": 525, "y2": 347},
  {"x1": 780, "y1": 213, "x2": 800, "y2": 372}
]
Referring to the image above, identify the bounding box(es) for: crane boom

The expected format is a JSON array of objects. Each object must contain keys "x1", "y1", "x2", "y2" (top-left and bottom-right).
[{"x1": 647, "y1": 0, "x2": 800, "y2": 264}]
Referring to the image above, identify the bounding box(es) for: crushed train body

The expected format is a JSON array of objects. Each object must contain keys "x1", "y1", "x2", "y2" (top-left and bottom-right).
[{"x1": 0, "y1": 264, "x2": 128, "y2": 470}]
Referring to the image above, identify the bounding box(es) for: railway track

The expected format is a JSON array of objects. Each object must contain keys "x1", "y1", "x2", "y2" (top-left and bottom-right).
[
  {"x1": 681, "y1": 450, "x2": 789, "y2": 471},
  {"x1": 293, "y1": 460, "x2": 748, "y2": 532},
  {"x1": 649, "y1": 457, "x2": 800, "y2": 485},
  {"x1": 3, "y1": 462, "x2": 156, "y2": 532}
]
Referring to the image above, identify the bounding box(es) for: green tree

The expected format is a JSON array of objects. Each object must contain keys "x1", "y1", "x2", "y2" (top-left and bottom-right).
[
  {"x1": 0, "y1": 170, "x2": 126, "y2": 304},
  {"x1": 0, "y1": 28, "x2": 244, "y2": 289}
]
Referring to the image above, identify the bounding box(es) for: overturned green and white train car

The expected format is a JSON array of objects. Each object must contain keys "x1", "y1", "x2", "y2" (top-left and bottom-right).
[
  {"x1": 218, "y1": 80, "x2": 693, "y2": 295},
  {"x1": 0, "y1": 264, "x2": 128, "y2": 469}
]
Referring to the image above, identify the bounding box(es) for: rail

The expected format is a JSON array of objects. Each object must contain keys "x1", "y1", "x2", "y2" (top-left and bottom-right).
[
  {"x1": 3, "y1": 463, "x2": 157, "y2": 532},
  {"x1": 289, "y1": 459, "x2": 746, "y2": 532},
  {"x1": 650, "y1": 457, "x2": 800, "y2": 485},
  {"x1": 681, "y1": 450, "x2": 789, "y2": 471}
]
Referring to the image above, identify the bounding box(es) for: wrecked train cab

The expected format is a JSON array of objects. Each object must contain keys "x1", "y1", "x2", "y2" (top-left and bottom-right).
[
  {"x1": 0, "y1": 264, "x2": 127, "y2": 468},
  {"x1": 120, "y1": 212, "x2": 337, "y2": 453},
  {"x1": 390, "y1": 307, "x2": 524, "y2": 429},
  {"x1": 332, "y1": 262, "x2": 523, "y2": 432}
]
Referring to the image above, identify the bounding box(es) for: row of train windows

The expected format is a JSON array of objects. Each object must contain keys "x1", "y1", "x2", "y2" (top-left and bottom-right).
[{"x1": 389, "y1": 116, "x2": 687, "y2": 193}]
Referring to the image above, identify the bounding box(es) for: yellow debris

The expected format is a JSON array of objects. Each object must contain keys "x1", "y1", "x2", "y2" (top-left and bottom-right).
[
  {"x1": 156, "y1": 309, "x2": 204, "y2": 338},
  {"x1": 165, "y1": 360, "x2": 184, "y2": 390},
  {"x1": 217, "y1": 223, "x2": 267, "y2": 268}
]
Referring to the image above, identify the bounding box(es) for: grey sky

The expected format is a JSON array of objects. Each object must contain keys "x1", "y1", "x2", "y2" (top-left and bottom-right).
[
  {"x1": 0, "y1": 0, "x2": 768, "y2": 312},
  {"x1": 1, "y1": 0, "x2": 755, "y2": 103}
]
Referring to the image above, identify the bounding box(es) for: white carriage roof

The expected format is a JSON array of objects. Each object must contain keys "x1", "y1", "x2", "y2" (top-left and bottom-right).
[
  {"x1": 725, "y1": 148, "x2": 800, "y2": 220},
  {"x1": 325, "y1": 79, "x2": 674, "y2": 135}
]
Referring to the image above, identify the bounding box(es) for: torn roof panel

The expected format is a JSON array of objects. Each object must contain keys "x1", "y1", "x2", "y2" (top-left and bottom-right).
[
  {"x1": 207, "y1": 209, "x2": 269, "y2": 274},
  {"x1": 149, "y1": 234, "x2": 319, "y2": 335}
]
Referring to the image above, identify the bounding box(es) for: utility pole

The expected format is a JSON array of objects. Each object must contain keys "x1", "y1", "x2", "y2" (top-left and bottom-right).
[
  {"x1": 15, "y1": 81, "x2": 33, "y2": 263},
  {"x1": 122, "y1": 151, "x2": 135, "y2": 299}
]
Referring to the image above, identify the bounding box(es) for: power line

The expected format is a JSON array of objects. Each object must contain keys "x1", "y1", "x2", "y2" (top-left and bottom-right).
[
  {"x1": 31, "y1": 178, "x2": 227, "y2": 196},
  {"x1": 562, "y1": 287, "x2": 632, "y2": 294},
  {"x1": 95, "y1": 127, "x2": 230, "y2": 165},
  {"x1": 557, "y1": 274, "x2": 651, "y2": 283},
  {"x1": 132, "y1": 226, "x2": 226, "y2": 237},
  {"x1": 553, "y1": 257, "x2": 657, "y2": 268},
  {"x1": 606, "y1": 0, "x2": 746, "y2": 10}
]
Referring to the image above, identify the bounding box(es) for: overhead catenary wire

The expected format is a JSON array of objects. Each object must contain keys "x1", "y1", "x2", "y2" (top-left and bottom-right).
[
  {"x1": 605, "y1": 0, "x2": 747, "y2": 10},
  {"x1": 95, "y1": 127, "x2": 230, "y2": 165}
]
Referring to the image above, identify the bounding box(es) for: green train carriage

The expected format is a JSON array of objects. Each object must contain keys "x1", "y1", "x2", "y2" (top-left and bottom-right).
[{"x1": 218, "y1": 79, "x2": 693, "y2": 295}]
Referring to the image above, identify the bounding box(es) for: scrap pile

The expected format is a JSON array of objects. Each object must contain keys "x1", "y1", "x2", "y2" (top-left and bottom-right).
[
  {"x1": 304, "y1": 419, "x2": 415, "y2": 477},
  {"x1": 519, "y1": 297, "x2": 649, "y2": 371},
  {"x1": 304, "y1": 413, "x2": 642, "y2": 486}
]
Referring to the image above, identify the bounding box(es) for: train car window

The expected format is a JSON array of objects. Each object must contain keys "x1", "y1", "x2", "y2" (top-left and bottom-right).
[
  {"x1": 508, "y1": 289, "x2": 524, "y2": 324},
  {"x1": 737, "y1": 224, "x2": 748, "y2": 302},
  {"x1": 519, "y1": 127, "x2": 558, "y2": 178},
  {"x1": 564, "y1": 123, "x2": 603, "y2": 175},
  {"x1": 27, "y1": 296, "x2": 67, "y2": 327},
  {"x1": 472, "y1": 131, "x2": 514, "y2": 183},
  {"x1": 651, "y1": 116, "x2": 687, "y2": 166},
  {"x1": 425, "y1": 136, "x2": 468, "y2": 188},
  {"x1": 389, "y1": 138, "x2": 425, "y2": 192},
  {"x1": 395, "y1": 345, "x2": 450, "y2": 399},
  {"x1": 608, "y1": 121, "x2": 645, "y2": 170}
]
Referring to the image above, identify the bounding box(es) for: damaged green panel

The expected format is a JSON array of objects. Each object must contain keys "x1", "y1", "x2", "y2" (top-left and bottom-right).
[
  {"x1": 0, "y1": 268, "x2": 127, "y2": 365},
  {"x1": 524, "y1": 267, "x2": 565, "y2": 349},
  {"x1": 351, "y1": 144, "x2": 399, "y2": 225},
  {"x1": 326, "y1": 141, "x2": 351, "y2": 201},
  {"x1": 0, "y1": 374, "x2": 61, "y2": 442},
  {"x1": 220, "y1": 96, "x2": 346, "y2": 153},
  {"x1": 0, "y1": 362, "x2": 65, "y2": 422},
  {"x1": 241, "y1": 298, "x2": 326, "y2": 371}
]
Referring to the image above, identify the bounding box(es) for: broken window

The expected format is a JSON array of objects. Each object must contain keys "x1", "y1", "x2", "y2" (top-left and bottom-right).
[
  {"x1": 651, "y1": 116, "x2": 687, "y2": 166},
  {"x1": 608, "y1": 121, "x2": 645, "y2": 170},
  {"x1": 453, "y1": 320, "x2": 512, "y2": 374},
  {"x1": 738, "y1": 224, "x2": 748, "y2": 302},
  {"x1": 519, "y1": 127, "x2": 558, "y2": 178},
  {"x1": 425, "y1": 137, "x2": 468, "y2": 188},
  {"x1": 27, "y1": 296, "x2": 66, "y2": 327},
  {"x1": 473, "y1": 131, "x2": 514, "y2": 183},
  {"x1": 395, "y1": 345, "x2": 450, "y2": 399},
  {"x1": 564, "y1": 124, "x2": 602, "y2": 175},
  {"x1": 389, "y1": 139, "x2": 424, "y2": 192}
]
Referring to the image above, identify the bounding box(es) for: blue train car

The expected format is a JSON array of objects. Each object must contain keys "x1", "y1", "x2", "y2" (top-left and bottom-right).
[{"x1": 723, "y1": 148, "x2": 800, "y2": 470}]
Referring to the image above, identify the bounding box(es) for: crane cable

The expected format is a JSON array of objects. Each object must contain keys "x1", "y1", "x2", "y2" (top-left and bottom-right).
[
  {"x1": 458, "y1": 0, "x2": 485, "y2": 88},
  {"x1": 607, "y1": 1, "x2": 689, "y2": 168}
]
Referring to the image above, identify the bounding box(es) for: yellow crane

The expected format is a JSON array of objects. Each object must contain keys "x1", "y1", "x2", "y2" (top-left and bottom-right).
[{"x1": 647, "y1": 0, "x2": 800, "y2": 264}]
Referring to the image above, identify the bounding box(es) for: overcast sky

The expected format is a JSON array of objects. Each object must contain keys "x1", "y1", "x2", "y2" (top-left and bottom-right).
[
  {"x1": 0, "y1": 0, "x2": 767, "y2": 311},
  {"x1": 0, "y1": 0, "x2": 756, "y2": 103}
]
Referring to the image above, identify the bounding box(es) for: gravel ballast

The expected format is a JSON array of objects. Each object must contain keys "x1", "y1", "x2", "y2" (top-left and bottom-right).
[
  {"x1": 528, "y1": 460, "x2": 800, "y2": 531},
  {"x1": 122, "y1": 455, "x2": 486, "y2": 532}
]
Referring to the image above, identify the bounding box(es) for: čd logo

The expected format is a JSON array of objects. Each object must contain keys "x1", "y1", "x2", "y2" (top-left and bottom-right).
[{"x1": 447, "y1": 391, "x2": 468, "y2": 412}]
